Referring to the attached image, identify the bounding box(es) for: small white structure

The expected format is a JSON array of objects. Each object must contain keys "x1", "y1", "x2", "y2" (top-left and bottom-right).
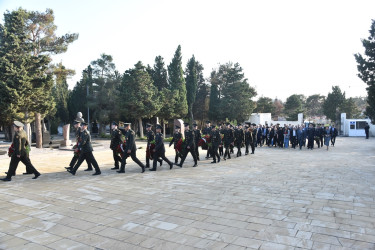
[
  {"x1": 341, "y1": 113, "x2": 374, "y2": 137},
  {"x1": 247, "y1": 113, "x2": 304, "y2": 126}
]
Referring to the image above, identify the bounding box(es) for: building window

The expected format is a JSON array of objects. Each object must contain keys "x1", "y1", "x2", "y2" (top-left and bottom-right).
[{"x1": 356, "y1": 121, "x2": 367, "y2": 130}]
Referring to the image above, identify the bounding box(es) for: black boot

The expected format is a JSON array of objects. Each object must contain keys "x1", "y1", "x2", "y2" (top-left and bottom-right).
[
  {"x1": 32, "y1": 173, "x2": 41, "y2": 179},
  {"x1": 117, "y1": 165, "x2": 125, "y2": 173}
]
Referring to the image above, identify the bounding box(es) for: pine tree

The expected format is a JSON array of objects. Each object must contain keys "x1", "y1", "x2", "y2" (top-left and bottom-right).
[
  {"x1": 254, "y1": 97, "x2": 275, "y2": 114},
  {"x1": 185, "y1": 55, "x2": 198, "y2": 123},
  {"x1": 168, "y1": 45, "x2": 188, "y2": 119},
  {"x1": 305, "y1": 94, "x2": 325, "y2": 117},
  {"x1": 355, "y1": 19, "x2": 375, "y2": 124},
  {"x1": 284, "y1": 94, "x2": 305, "y2": 121},
  {"x1": 117, "y1": 62, "x2": 161, "y2": 137},
  {"x1": 323, "y1": 86, "x2": 346, "y2": 122}
]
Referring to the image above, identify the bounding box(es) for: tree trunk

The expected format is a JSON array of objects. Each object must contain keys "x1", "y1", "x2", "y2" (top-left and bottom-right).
[
  {"x1": 163, "y1": 121, "x2": 166, "y2": 137},
  {"x1": 35, "y1": 113, "x2": 42, "y2": 148},
  {"x1": 138, "y1": 118, "x2": 144, "y2": 138}
]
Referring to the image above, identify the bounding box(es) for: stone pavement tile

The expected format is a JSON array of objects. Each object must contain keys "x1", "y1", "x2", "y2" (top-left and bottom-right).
[
  {"x1": 10, "y1": 242, "x2": 52, "y2": 250},
  {"x1": 222, "y1": 245, "x2": 246, "y2": 250},
  {"x1": 46, "y1": 238, "x2": 91, "y2": 250},
  {"x1": 271, "y1": 220, "x2": 297, "y2": 229},
  {"x1": 0, "y1": 235, "x2": 31, "y2": 249},
  {"x1": 47, "y1": 224, "x2": 85, "y2": 238},
  {"x1": 95, "y1": 226, "x2": 135, "y2": 239},
  {"x1": 231, "y1": 236, "x2": 263, "y2": 249},
  {"x1": 350, "y1": 240, "x2": 375, "y2": 249},
  {"x1": 0, "y1": 219, "x2": 24, "y2": 234},
  {"x1": 295, "y1": 230, "x2": 312, "y2": 240},
  {"x1": 350, "y1": 232, "x2": 375, "y2": 244},
  {"x1": 15, "y1": 229, "x2": 62, "y2": 245},
  {"x1": 264, "y1": 226, "x2": 297, "y2": 237},
  {"x1": 97, "y1": 238, "x2": 147, "y2": 250},
  {"x1": 310, "y1": 226, "x2": 351, "y2": 239},
  {"x1": 123, "y1": 233, "x2": 149, "y2": 245},
  {"x1": 165, "y1": 232, "x2": 202, "y2": 246},
  {"x1": 310, "y1": 233, "x2": 341, "y2": 245},
  {"x1": 203, "y1": 216, "x2": 249, "y2": 229},
  {"x1": 219, "y1": 226, "x2": 257, "y2": 238},
  {"x1": 259, "y1": 242, "x2": 294, "y2": 250}
]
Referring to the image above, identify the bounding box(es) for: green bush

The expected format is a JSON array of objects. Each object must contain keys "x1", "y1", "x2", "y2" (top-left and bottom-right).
[{"x1": 99, "y1": 133, "x2": 111, "y2": 139}]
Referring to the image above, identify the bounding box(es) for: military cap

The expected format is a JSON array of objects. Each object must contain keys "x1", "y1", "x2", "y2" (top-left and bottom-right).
[
  {"x1": 124, "y1": 123, "x2": 131, "y2": 127},
  {"x1": 252, "y1": 123, "x2": 256, "y2": 126},
  {"x1": 112, "y1": 121, "x2": 118, "y2": 126},
  {"x1": 145, "y1": 123, "x2": 152, "y2": 128},
  {"x1": 13, "y1": 121, "x2": 24, "y2": 127},
  {"x1": 175, "y1": 125, "x2": 180, "y2": 129},
  {"x1": 73, "y1": 120, "x2": 80, "y2": 125},
  {"x1": 226, "y1": 122, "x2": 231, "y2": 126},
  {"x1": 183, "y1": 122, "x2": 189, "y2": 127},
  {"x1": 192, "y1": 122, "x2": 198, "y2": 126},
  {"x1": 245, "y1": 122, "x2": 251, "y2": 125},
  {"x1": 205, "y1": 120, "x2": 211, "y2": 124},
  {"x1": 81, "y1": 121, "x2": 88, "y2": 126},
  {"x1": 237, "y1": 123, "x2": 242, "y2": 126},
  {"x1": 156, "y1": 124, "x2": 162, "y2": 129},
  {"x1": 218, "y1": 123, "x2": 222, "y2": 126},
  {"x1": 211, "y1": 125, "x2": 216, "y2": 129}
]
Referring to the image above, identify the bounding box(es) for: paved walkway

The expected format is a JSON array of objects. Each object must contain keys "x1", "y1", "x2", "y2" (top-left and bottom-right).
[{"x1": 0, "y1": 137, "x2": 374, "y2": 249}]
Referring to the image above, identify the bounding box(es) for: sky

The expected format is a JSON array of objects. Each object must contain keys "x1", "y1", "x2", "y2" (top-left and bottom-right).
[{"x1": 0, "y1": 0, "x2": 374, "y2": 101}]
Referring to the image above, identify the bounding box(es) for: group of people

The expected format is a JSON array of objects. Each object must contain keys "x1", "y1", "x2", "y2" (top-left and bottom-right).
[
  {"x1": 2, "y1": 118, "x2": 341, "y2": 182},
  {"x1": 252, "y1": 123, "x2": 338, "y2": 150}
]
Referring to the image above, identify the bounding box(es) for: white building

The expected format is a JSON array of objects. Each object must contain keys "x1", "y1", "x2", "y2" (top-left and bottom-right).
[
  {"x1": 341, "y1": 113, "x2": 374, "y2": 137},
  {"x1": 247, "y1": 113, "x2": 304, "y2": 126}
]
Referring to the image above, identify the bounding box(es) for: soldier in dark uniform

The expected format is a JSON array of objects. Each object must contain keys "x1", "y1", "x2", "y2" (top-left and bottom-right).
[
  {"x1": 218, "y1": 123, "x2": 224, "y2": 156},
  {"x1": 244, "y1": 124, "x2": 251, "y2": 155},
  {"x1": 364, "y1": 123, "x2": 370, "y2": 139},
  {"x1": 66, "y1": 120, "x2": 93, "y2": 172},
  {"x1": 223, "y1": 123, "x2": 234, "y2": 160},
  {"x1": 307, "y1": 123, "x2": 315, "y2": 150},
  {"x1": 250, "y1": 124, "x2": 257, "y2": 154},
  {"x1": 169, "y1": 125, "x2": 182, "y2": 164},
  {"x1": 68, "y1": 122, "x2": 101, "y2": 176},
  {"x1": 210, "y1": 125, "x2": 221, "y2": 163},
  {"x1": 230, "y1": 124, "x2": 235, "y2": 154},
  {"x1": 234, "y1": 123, "x2": 244, "y2": 157},
  {"x1": 117, "y1": 123, "x2": 145, "y2": 173},
  {"x1": 319, "y1": 124, "x2": 324, "y2": 147},
  {"x1": 149, "y1": 124, "x2": 173, "y2": 171},
  {"x1": 145, "y1": 123, "x2": 162, "y2": 168},
  {"x1": 314, "y1": 124, "x2": 321, "y2": 148},
  {"x1": 202, "y1": 121, "x2": 212, "y2": 159},
  {"x1": 193, "y1": 123, "x2": 201, "y2": 161},
  {"x1": 1, "y1": 121, "x2": 41, "y2": 181},
  {"x1": 110, "y1": 121, "x2": 123, "y2": 170},
  {"x1": 177, "y1": 123, "x2": 198, "y2": 168},
  {"x1": 330, "y1": 124, "x2": 338, "y2": 145}
]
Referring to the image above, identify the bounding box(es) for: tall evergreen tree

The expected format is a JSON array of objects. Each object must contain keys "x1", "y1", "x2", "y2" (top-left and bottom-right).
[
  {"x1": 355, "y1": 19, "x2": 375, "y2": 124},
  {"x1": 192, "y1": 61, "x2": 208, "y2": 124},
  {"x1": 185, "y1": 55, "x2": 198, "y2": 123},
  {"x1": 168, "y1": 45, "x2": 188, "y2": 119},
  {"x1": 0, "y1": 8, "x2": 55, "y2": 142},
  {"x1": 208, "y1": 71, "x2": 222, "y2": 122},
  {"x1": 341, "y1": 97, "x2": 361, "y2": 119},
  {"x1": 284, "y1": 94, "x2": 305, "y2": 120},
  {"x1": 323, "y1": 86, "x2": 346, "y2": 122},
  {"x1": 25, "y1": 8, "x2": 78, "y2": 147},
  {"x1": 117, "y1": 61, "x2": 161, "y2": 137},
  {"x1": 254, "y1": 97, "x2": 275, "y2": 114},
  {"x1": 305, "y1": 94, "x2": 325, "y2": 117}
]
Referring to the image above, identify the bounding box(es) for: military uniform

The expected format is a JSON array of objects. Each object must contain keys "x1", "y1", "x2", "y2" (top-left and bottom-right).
[
  {"x1": 245, "y1": 127, "x2": 252, "y2": 154},
  {"x1": 218, "y1": 125, "x2": 224, "y2": 156},
  {"x1": 2, "y1": 121, "x2": 40, "y2": 181},
  {"x1": 234, "y1": 125, "x2": 244, "y2": 157},
  {"x1": 110, "y1": 123, "x2": 123, "y2": 170},
  {"x1": 223, "y1": 124, "x2": 234, "y2": 160},
  {"x1": 145, "y1": 125, "x2": 162, "y2": 168},
  {"x1": 202, "y1": 122, "x2": 212, "y2": 158},
  {"x1": 67, "y1": 121, "x2": 93, "y2": 171},
  {"x1": 118, "y1": 125, "x2": 145, "y2": 173},
  {"x1": 69, "y1": 125, "x2": 101, "y2": 175},
  {"x1": 210, "y1": 126, "x2": 221, "y2": 163},
  {"x1": 193, "y1": 125, "x2": 201, "y2": 160},
  {"x1": 251, "y1": 124, "x2": 257, "y2": 154},
  {"x1": 169, "y1": 127, "x2": 182, "y2": 164},
  {"x1": 150, "y1": 125, "x2": 173, "y2": 171},
  {"x1": 178, "y1": 124, "x2": 198, "y2": 167}
]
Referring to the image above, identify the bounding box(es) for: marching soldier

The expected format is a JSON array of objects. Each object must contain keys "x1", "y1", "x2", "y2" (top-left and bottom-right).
[
  {"x1": 193, "y1": 123, "x2": 201, "y2": 161},
  {"x1": 202, "y1": 121, "x2": 212, "y2": 159},
  {"x1": 1, "y1": 121, "x2": 41, "y2": 181},
  {"x1": 117, "y1": 123, "x2": 145, "y2": 173},
  {"x1": 68, "y1": 122, "x2": 101, "y2": 176},
  {"x1": 250, "y1": 124, "x2": 257, "y2": 154},
  {"x1": 149, "y1": 124, "x2": 174, "y2": 171},
  {"x1": 218, "y1": 123, "x2": 224, "y2": 156},
  {"x1": 145, "y1": 123, "x2": 162, "y2": 168},
  {"x1": 210, "y1": 125, "x2": 221, "y2": 163},
  {"x1": 66, "y1": 120, "x2": 93, "y2": 172},
  {"x1": 223, "y1": 123, "x2": 234, "y2": 160},
  {"x1": 110, "y1": 121, "x2": 123, "y2": 170},
  {"x1": 234, "y1": 123, "x2": 244, "y2": 157},
  {"x1": 177, "y1": 123, "x2": 198, "y2": 168},
  {"x1": 169, "y1": 125, "x2": 182, "y2": 164},
  {"x1": 245, "y1": 124, "x2": 252, "y2": 155}
]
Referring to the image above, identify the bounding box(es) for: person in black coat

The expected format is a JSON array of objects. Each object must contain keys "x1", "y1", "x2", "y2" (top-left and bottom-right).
[
  {"x1": 210, "y1": 125, "x2": 222, "y2": 163},
  {"x1": 169, "y1": 125, "x2": 182, "y2": 164},
  {"x1": 177, "y1": 123, "x2": 198, "y2": 168},
  {"x1": 145, "y1": 123, "x2": 162, "y2": 168},
  {"x1": 330, "y1": 124, "x2": 338, "y2": 146},
  {"x1": 314, "y1": 124, "x2": 321, "y2": 148},
  {"x1": 193, "y1": 123, "x2": 201, "y2": 160},
  {"x1": 110, "y1": 121, "x2": 123, "y2": 170},
  {"x1": 234, "y1": 123, "x2": 244, "y2": 157},
  {"x1": 364, "y1": 123, "x2": 370, "y2": 139},
  {"x1": 223, "y1": 123, "x2": 234, "y2": 160},
  {"x1": 202, "y1": 121, "x2": 212, "y2": 158},
  {"x1": 307, "y1": 124, "x2": 315, "y2": 150},
  {"x1": 117, "y1": 123, "x2": 145, "y2": 173},
  {"x1": 149, "y1": 125, "x2": 173, "y2": 171}
]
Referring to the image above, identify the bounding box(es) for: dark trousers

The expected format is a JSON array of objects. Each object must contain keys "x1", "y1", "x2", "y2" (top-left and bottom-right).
[
  {"x1": 250, "y1": 143, "x2": 255, "y2": 154},
  {"x1": 180, "y1": 146, "x2": 197, "y2": 165},
  {"x1": 6, "y1": 154, "x2": 39, "y2": 179},
  {"x1": 73, "y1": 151, "x2": 100, "y2": 173},
  {"x1": 219, "y1": 145, "x2": 223, "y2": 156},
  {"x1": 212, "y1": 145, "x2": 220, "y2": 162},
  {"x1": 70, "y1": 154, "x2": 92, "y2": 169},
  {"x1": 291, "y1": 136, "x2": 297, "y2": 148},
  {"x1": 331, "y1": 136, "x2": 336, "y2": 146},
  {"x1": 315, "y1": 137, "x2": 320, "y2": 148},
  {"x1": 365, "y1": 132, "x2": 369, "y2": 139},
  {"x1": 152, "y1": 150, "x2": 172, "y2": 170},
  {"x1": 121, "y1": 150, "x2": 145, "y2": 170},
  {"x1": 206, "y1": 147, "x2": 212, "y2": 158},
  {"x1": 307, "y1": 137, "x2": 314, "y2": 149},
  {"x1": 245, "y1": 143, "x2": 249, "y2": 154},
  {"x1": 298, "y1": 139, "x2": 304, "y2": 149},
  {"x1": 113, "y1": 149, "x2": 122, "y2": 168},
  {"x1": 236, "y1": 143, "x2": 242, "y2": 156},
  {"x1": 224, "y1": 145, "x2": 231, "y2": 159},
  {"x1": 320, "y1": 136, "x2": 323, "y2": 147},
  {"x1": 194, "y1": 144, "x2": 199, "y2": 159}
]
